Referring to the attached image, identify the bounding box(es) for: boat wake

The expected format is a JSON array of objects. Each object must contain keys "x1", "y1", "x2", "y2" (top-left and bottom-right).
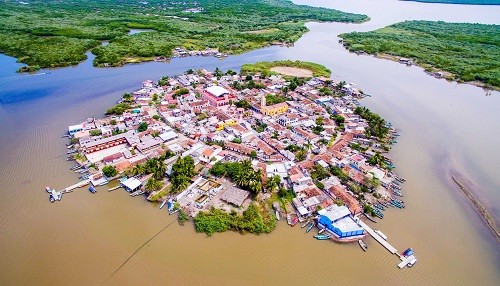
[{"x1": 104, "y1": 218, "x2": 177, "y2": 283}]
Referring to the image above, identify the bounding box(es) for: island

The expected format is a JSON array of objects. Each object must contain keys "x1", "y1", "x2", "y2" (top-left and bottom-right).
[
  {"x1": 0, "y1": 0, "x2": 368, "y2": 72},
  {"x1": 61, "y1": 61, "x2": 406, "y2": 243},
  {"x1": 339, "y1": 20, "x2": 500, "y2": 90}
]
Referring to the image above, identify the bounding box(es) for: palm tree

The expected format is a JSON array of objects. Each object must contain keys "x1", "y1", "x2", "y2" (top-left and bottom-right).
[
  {"x1": 145, "y1": 178, "x2": 163, "y2": 193},
  {"x1": 265, "y1": 175, "x2": 281, "y2": 193},
  {"x1": 234, "y1": 171, "x2": 249, "y2": 188}
]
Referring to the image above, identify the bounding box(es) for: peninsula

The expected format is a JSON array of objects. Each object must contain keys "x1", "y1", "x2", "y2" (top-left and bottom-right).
[
  {"x1": 60, "y1": 61, "x2": 408, "y2": 244},
  {"x1": 340, "y1": 20, "x2": 500, "y2": 90},
  {"x1": 0, "y1": 0, "x2": 368, "y2": 72}
]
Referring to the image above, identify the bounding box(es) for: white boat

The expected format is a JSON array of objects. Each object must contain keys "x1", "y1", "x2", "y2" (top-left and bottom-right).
[
  {"x1": 408, "y1": 258, "x2": 417, "y2": 267},
  {"x1": 374, "y1": 229, "x2": 388, "y2": 240},
  {"x1": 159, "y1": 200, "x2": 167, "y2": 209},
  {"x1": 275, "y1": 210, "x2": 280, "y2": 221},
  {"x1": 358, "y1": 239, "x2": 368, "y2": 251}
]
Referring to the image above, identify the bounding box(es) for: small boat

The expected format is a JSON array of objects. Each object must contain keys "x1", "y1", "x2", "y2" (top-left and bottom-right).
[
  {"x1": 291, "y1": 217, "x2": 298, "y2": 226},
  {"x1": 402, "y1": 248, "x2": 414, "y2": 257},
  {"x1": 286, "y1": 214, "x2": 292, "y2": 225},
  {"x1": 67, "y1": 144, "x2": 74, "y2": 149},
  {"x1": 301, "y1": 221, "x2": 310, "y2": 228},
  {"x1": 358, "y1": 239, "x2": 367, "y2": 251},
  {"x1": 314, "y1": 234, "x2": 330, "y2": 240},
  {"x1": 70, "y1": 165, "x2": 82, "y2": 170},
  {"x1": 408, "y1": 258, "x2": 417, "y2": 267},
  {"x1": 374, "y1": 230, "x2": 388, "y2": 240},
  {"x1": 45, "y1": 186, "x2": 51, "y2": 193},
  {"x1": 89, "y1": 186, "x2": 96, "y2": 194},
  {"x1": 306, "y1": 223, "x2": 314, "y2": 233},
  {"x1": 364, "y1": 213, "x2": 377, "y2": 223},
  {"x1": 318, "y1": 228, "x2": 325, "y2": 234},
  {"x1": 159, "y1": 200, "x2": 167, "y2": 209},
  {"x1": 275, "y1": 210, "x2": 280, "y2": 221}
]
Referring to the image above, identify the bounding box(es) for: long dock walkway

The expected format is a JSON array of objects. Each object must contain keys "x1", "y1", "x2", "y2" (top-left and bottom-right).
[
  {"x1": 358, "y1": 220, "x2": 398, "y2": 254},
  {"x1": 63, "y1": 179, "x2": 90, "y2": 193}
]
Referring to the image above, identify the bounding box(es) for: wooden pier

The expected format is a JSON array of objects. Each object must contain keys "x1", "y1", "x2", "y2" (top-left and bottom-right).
[
  {"x1": 398, "y1": 255, "x2": 416, "y2": 268},
  {"x1": 358, "y1": 220, "x2": 397, "y2": 254},
  {"x1": 62, "y1": 179, "x2": 90, "y2": 193}
]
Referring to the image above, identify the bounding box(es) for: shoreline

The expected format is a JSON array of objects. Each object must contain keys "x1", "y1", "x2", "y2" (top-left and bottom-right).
[
  {"x1": 450, "y1": 173, "x2": 500, "y2": 240},
  {"x1": 355, "y1": 52, "x2": 499, "y2": 92}
]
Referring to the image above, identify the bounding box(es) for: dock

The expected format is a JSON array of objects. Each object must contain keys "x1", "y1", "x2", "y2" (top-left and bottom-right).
[
  {"x1": 358, "y1": 220, "x2": 397, "y2": 254},
  {"x1": 108, "y1": 185, "x2": 122, "y2": 192},
  {"x1": 398, "y1": 255, "x2": 416, "y2": 268},
  {"x1": 62, "y1": 179, "x2": 90, "y2": 193}
]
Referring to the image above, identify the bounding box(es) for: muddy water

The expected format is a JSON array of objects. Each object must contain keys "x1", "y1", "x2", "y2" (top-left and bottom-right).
[{"x1": 0, "y1": 0, "x2": 499, "y2": 285}]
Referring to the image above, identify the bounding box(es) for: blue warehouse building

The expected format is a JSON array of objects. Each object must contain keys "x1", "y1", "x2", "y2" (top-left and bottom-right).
[{"x1": 318, "y1": 205, "x2": 364, "y2": 239}]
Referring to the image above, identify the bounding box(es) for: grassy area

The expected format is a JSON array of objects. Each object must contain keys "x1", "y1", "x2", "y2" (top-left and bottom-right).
[
  {"x1": 402, "y1": 0, "x2": 500, "y2": 4},
  {"x1": 241, "y1": 60, "x2": 331, "y2": 78},
  {"x1": 340, "y1": 21, "x2": 500, "y2": 89},
  {"x1": 194, "y1": 203, "x2": 276, "y2": 236},
  {"x1": 0, "y1": 0, "x2": 368, "y2": 72}
]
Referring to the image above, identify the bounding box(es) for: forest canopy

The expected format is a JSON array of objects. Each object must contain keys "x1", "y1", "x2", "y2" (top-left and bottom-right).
[
  {"x1": 0, "y1": 0, "x2": 368, "y2": 72},
  {"x1": 340, "y1": 21, "x2": 500, "y2": 89}
]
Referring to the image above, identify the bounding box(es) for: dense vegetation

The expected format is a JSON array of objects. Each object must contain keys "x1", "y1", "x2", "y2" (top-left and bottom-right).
[
  {"x1": 241, "y1": 60, "x2": 331, "y2": 78},
  {"x1": 169, "y1": 156, "x2": 196, "y2": 193},
  {"x1": 209, "y1": 160, "x2": 263, "y2": 195},
  {"x1": 354, "y1": 106, "x2": 389, "y2": 139},
  {"x1": 0, "y1": 0, "x2": 368, "y2": 72},
  {"x1": 402, "y1": 0, "x2": 500, "y2": 4},
  {"x1": 194, "y1": 204, "x2": 276, "y2": 236},
  {"x1": 340, "y1": 21, "x2": 500, "y2": 89}
]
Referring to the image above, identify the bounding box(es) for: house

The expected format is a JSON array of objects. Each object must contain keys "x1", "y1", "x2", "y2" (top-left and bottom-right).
[
  {"x1": 199, "y1": 145, "x2": 222, "y2": 163},
  {"x1": 121, "y1": 177, "x2": 142, "y2": 192}
]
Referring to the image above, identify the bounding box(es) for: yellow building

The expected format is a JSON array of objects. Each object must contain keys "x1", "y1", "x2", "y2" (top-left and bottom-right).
[
  {"x1": 216, "y1": 119, "x2": 237, "y2": 131},
  {"x1": 261, "y1": 102, "x2": 288, "y2": 116},
  {"x1": 260, "y1": 96, "x2": 288, "y2": 116}
]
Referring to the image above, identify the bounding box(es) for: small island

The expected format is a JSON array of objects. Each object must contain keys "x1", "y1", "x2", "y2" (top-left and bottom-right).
[
  {"x1": 59, "y1": 61, "x2": 407, "y2": 245},
  {"x1": 340, "y1": 20, "x2": 500, "y2": 90},
  {"x1": 0, "y1": 0, "x2": 368, "y2": 72}
]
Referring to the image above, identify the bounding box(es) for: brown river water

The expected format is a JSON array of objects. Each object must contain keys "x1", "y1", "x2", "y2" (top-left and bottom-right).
[{"x1": 0, "y1": 0, "x2": 498, "y2": 285}]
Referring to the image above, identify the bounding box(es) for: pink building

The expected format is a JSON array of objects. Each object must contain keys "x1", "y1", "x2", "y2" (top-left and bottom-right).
[{"x1": 202, "y1": 86, "x2": 236, "y2": 107}]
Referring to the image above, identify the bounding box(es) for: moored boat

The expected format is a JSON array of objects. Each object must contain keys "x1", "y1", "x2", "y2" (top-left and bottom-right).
[
  {"x1": 306, "y1": 222, "x2": 314, "y2": 233},
  {"x1": 89, "y1": 186, "x2": 96, "y2": 194},
  {"x1": 408, "y1": 258, "x2": 417, "y2": 267},
  {"x1": 275, "y1": 210, "x2": 280, "y2": 221},
  {"x1": 301, "y1": 220, "x2": 310, "y2": 228},
  {"x1": 291, "y1": 217, "x2": 298, "y2": 226},
  {"x1": 374, "y1": 229, "x2": 388, "y2": 240},
  {"x1": 402, "y1": 247, "x2": 414, "y2": 257},
  {"x1": 358, "y1": 239, "x2": 367, "y2": 251},
  {"x1": 159, "y1": 200, "x2": 167, "y2": 209},
  {"x1": 314, "y1": 234, "x2": 330, "y2": 240},
  {"x1": 363, "y1": 213, "x2": 377, "y2": 223}
]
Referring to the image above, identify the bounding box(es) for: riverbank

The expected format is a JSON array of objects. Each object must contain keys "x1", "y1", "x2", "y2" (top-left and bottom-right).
[{"x1": 339, "y1": 20, "x2": 500, "y2": 91}]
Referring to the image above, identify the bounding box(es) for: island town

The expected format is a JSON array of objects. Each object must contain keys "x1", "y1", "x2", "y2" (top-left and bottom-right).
[{"x1": 51, "y1": 61, "x2": 416, "y2": 269}]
